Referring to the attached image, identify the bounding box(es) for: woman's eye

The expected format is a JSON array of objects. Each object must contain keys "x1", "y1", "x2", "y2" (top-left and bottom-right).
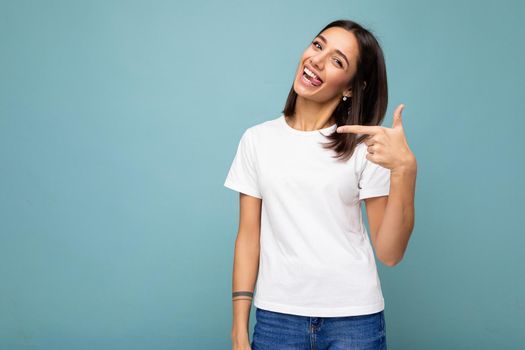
[{"x1": 311, "y1": 40, "x2": 343, "y2": 68}]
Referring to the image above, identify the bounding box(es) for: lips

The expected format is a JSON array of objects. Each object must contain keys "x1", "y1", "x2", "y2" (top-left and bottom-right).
[
  {"x1": 303, "y1": 65, "x2": 323, "y2": 86},
  {"x1": 300, "y1": 72, "x2": 322, "y2": 87},
  {"x1": 303, "y1": 64, "x2": 323, "y2": 82}
]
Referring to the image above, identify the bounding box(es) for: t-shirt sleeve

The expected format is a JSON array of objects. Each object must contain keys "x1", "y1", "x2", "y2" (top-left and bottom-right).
[
  {"x1": 223, "y1": 128, "x2": 262, "y2": 199},
  {"x1": 358, "y1": 153, "x2": 391, "y2": 200}
]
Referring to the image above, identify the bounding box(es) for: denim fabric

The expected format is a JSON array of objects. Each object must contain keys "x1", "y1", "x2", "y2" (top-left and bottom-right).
[{"x1": 251, "y1": 307, "x2": 386, "y2": 350}]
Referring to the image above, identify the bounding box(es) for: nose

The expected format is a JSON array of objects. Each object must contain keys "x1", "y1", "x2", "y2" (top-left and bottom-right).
[
  {"x1": 309, "y1": 51, "x2": 326, "y2": 70},
  {"x1": 309, "y1": 57, "x2": 323, "y2": 71}
]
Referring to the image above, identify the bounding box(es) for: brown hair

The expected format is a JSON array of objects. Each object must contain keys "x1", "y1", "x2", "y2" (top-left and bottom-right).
[{"x1": 282, "y1": 19, "x2": 388, "y2": 161}]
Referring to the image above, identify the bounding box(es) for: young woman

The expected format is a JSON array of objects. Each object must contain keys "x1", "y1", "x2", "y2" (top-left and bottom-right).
[{"x1": 224, "y1": 19, "x2": 417, "y2": 350}]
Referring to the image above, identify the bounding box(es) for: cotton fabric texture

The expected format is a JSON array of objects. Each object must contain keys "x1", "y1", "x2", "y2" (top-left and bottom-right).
[{"x1": 224, "y1": 114, "x2": 391, "y2": 317}]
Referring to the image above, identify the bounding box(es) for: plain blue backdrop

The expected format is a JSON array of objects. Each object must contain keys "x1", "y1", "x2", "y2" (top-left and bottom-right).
[{"x1": 1, "y1": 0, "x2": 523, "y2": 349}]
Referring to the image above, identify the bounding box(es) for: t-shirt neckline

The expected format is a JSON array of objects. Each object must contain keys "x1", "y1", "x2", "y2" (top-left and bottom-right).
[{"x1": 280, "y1": 114, "x2": 337, "y2": 136}]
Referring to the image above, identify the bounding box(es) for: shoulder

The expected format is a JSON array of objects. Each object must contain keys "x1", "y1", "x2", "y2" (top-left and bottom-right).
[
  {"x1": 243, "y1": 114, "x2": 282, "y2": 142},
  {"x1": 354, "y1": 141, "x2": 366, "y2": 160},
  {"x1": 355, "y1": 141, "x2": 372, "y2": 173}
]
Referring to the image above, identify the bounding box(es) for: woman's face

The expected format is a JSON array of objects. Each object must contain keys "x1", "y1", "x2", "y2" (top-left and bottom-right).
[{"x1": 293, "y1": 26, "x2": 360, "y2": 104}]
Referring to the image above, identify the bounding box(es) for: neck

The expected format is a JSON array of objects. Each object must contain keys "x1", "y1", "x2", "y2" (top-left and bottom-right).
[{"x1": 288, "y1": 95, "x2": 339, "y2": 131}]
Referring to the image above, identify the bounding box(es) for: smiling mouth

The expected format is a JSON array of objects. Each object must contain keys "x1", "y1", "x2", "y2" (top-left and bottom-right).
[{"x1": 302, "y1": 66, "x2": 323, "y2": 86}]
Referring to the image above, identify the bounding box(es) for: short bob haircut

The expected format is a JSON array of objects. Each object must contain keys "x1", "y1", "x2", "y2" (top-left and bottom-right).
[{"x1": 282, "y1": 19, "x2": 388, "y2": 162}]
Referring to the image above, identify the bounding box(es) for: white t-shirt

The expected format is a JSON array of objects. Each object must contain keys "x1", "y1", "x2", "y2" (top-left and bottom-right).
[{"x1": 224, "y1": 113, "x2": 391, "y2": 317}]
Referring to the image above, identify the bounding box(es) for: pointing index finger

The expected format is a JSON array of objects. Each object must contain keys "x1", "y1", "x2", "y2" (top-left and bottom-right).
[{"x1": 336, "y1": 125, "x2": 380, "y2": 135}]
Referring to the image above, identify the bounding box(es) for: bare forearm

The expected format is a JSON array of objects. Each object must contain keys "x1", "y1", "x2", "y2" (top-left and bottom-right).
[
  {"x1": 231, "y1": 234, "x2": 260, "y2": 341},
  {"x1": 376, "y1": 161, "x2": 417, "y2": 265}
]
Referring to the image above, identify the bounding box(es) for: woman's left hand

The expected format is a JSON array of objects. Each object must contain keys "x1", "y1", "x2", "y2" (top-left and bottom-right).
[{"x1": 336, "y1": 104, "x2": 417, "y2": 173}]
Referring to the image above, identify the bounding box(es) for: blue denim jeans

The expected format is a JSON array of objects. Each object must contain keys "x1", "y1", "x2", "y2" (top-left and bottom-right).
[{"x1": 251, "y1": 307, "x2": 386, "y2": 350}]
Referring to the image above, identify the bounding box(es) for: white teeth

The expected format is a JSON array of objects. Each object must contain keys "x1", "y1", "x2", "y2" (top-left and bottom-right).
[{"x1": 303, "y1": 67, "x2": 320, "y2": 81}]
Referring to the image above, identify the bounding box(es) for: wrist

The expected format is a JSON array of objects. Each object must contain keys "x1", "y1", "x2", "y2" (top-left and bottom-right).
[
  {"x1": 392, "y1": 155, "x2": 417, "y2": 176},
  {"x1": 231, "y1": 328, "x2": 249, "y2": 342}
]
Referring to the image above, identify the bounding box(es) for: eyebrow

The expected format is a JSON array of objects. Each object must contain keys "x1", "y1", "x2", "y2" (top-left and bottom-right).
[{"x1": 316, "y1": 34, "x2": 350, "y2": 67}]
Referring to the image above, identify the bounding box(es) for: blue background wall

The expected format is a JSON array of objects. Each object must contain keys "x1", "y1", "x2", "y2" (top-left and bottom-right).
[{"x1": 1, "y1": 0, "x2": 523, "y2": 349}]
